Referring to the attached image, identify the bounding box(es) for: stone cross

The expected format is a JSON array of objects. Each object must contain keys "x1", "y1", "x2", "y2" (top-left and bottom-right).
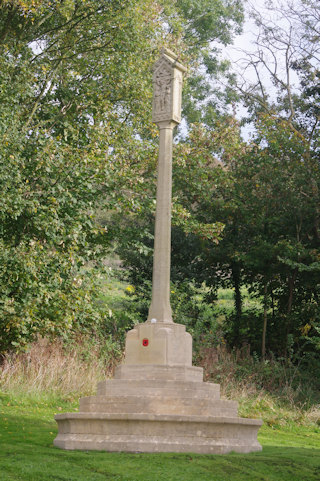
[
  {"x1": 147, "y1": 49, "x2": 187, "y2": 324},
  {"x1": 54, "y1": 50, "x2": 262, "y2": 455}
]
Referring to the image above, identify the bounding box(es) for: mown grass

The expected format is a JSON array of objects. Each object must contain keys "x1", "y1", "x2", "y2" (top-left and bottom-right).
[{"x1": 0, "y1": 392, "x2": 319, "y2": 481}]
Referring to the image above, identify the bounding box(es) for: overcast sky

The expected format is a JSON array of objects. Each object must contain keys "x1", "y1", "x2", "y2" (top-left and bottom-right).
[{"x1": 221, "y1": 0, "x2": 300, "y2": 138}]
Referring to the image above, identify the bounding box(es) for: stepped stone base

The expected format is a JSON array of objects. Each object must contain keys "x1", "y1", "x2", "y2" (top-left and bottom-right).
[
  {"x1": 54, "y1": 413, "x2": 262, "y2": 454},
  {"x1": 54, "y1": 368, "x2": 262, "y2": 454},
  {"x1": 54, "y1": 323, "x2": 262, "y2": 454}
]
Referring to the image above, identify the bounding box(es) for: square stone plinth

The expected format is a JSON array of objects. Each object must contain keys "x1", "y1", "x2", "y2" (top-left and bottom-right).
[{"x1": 124, "y1": 322, "x2": 192, "y2": 366}]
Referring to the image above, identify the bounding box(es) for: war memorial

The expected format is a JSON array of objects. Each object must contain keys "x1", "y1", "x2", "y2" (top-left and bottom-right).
[{"x1": 54, "y1": 49, "x2": 262, "y2": 454}]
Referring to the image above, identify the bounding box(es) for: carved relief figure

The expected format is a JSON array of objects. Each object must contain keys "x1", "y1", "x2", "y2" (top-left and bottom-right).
[{"x1": 154, "y1": 70, "x2": 171, "y2": 114}]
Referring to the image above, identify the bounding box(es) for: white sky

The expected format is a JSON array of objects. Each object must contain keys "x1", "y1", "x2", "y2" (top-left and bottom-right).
[
  {"x1": 221, "y1": 0, "x2": 302, "y2": 139},
  {"x1": 226, "y1": 0, "x2": 268, "y2": 58}
]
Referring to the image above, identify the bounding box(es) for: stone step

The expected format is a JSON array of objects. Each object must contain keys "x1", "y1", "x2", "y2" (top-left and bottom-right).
[
  {"x1": 97, "y1": 379, "x2": 220, "y2": 399},
  {"x1": 54, "y1": 434, "x2": 262, "y2": 454},
  {"x1": 114, "y1": 364, "x2": 203, "y2": 382},
  {"x1": 79, "y1": 395, "x2": 238, "y2": 417},
  {"x1": 54, "y1": 413, "x2": 262, "y2": 454}
]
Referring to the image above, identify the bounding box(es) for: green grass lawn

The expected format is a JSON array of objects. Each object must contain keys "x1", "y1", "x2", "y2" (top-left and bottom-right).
[{"x1": 1, "y1": 393, "x2": 319, "y2": 481}]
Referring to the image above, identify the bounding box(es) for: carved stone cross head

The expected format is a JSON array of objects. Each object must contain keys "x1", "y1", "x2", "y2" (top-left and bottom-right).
[{"x1": 152, "y1": 48, "x2": 187, "y2": 125}]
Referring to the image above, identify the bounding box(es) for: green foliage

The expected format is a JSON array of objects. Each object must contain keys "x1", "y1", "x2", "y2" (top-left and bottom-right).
[
  {"x1": 197, "y1": 344, "x2": 320, "y2": 420},
  {"x1": 117, "y1": 111, "x2": 319, "y2": 363},
  {"x1": 1, "y1": 0, "x2": 317, "y2": 368},
  {"x1": 0, "y1": 0, "x2": 163, "y2": 352},
  {"x1": 0, "y1": 0, "x2": 245, "y2": 354}
]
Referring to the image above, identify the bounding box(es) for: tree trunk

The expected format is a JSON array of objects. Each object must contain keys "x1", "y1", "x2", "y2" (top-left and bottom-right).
[
  {"x1": 285, "y1": 268, "x2": 298, "y2": 354},
  {"x1": 287, "y1": 269, "x2": 298, "y2": 317},
  {"x1": 262, "y1": 282, "x2": 268, "y2": 361},
  {"x1": 232, "y1": 262, "x2": 242, "y2": 343}
]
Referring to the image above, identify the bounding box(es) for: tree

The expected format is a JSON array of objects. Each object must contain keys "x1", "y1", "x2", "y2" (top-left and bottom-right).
[
  {"x1": 172, "y1": 112, "x2": 319, "y2": 359},
  {"x1": 0, "y1": 0, "x2": 170, "y2": 353},
  {"x1": 229, "y1": 0, "x2": 320, "y2": 357},
  {"x1": 0, "y1": 0, "x2": 245, "y2": 354}
]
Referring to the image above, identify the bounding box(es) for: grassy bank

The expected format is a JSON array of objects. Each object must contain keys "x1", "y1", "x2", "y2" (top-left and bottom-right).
[
  {"x1": 0, "y1": 393, "x2": 319, "y2": 481},
  {"x1": 0, "y1": 341, "x2": 319, "y2": 481},
  {"x1": 0, "y1": 308, "x2": 319, "y2": 480}
]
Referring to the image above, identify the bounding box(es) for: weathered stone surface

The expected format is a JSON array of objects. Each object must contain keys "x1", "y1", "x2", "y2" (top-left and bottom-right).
[
  {"x1": 79, "y1": 394, "x2": 237, "y2": 417},
  {"x1": 54, "y1": 412, "x2": 262, "y2": 453},
  {"x1": 113, "y1": 364, "x2": 204, "y2": 382},
  {"x1": 54, "y1": 359, "x2": 262, "y2": 453},
  {"x1": 96, "y1": 378, "x2": 220, "y2": 398},
  {"x1": 152, "y1": 48, "x2": 186, "y2": 125},
  {"x1": 146, "y1": 121, "x2": 175, "y2": 324},
  {"x1": 124, "y1": 322, "x2": 192, "y2": 366},
  {"x1": 147, "y1": 49, "x2": 186, "y2": 324}
]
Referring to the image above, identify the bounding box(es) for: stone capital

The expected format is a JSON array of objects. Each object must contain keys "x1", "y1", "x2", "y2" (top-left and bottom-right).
[{"x1": 156, "y1": 120, "x2": 177, "y2": 130}]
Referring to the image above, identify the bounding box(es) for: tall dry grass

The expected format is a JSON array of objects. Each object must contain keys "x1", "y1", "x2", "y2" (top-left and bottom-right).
[
  {"x1": 1, "y1": 338, "x2": 319, "y2": 426},
  {"x1": 0, "y1": 337, "x2": 116, "y2": 400},
  {"x1": 198, "y1": 345, "x2": 320, "y2": 426}
]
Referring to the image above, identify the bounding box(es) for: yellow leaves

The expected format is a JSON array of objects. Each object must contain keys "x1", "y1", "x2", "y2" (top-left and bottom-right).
[
  {"x1": 172, "y1": 201, "x2": 225, "y2": 243},
  {"x1": 13, "y1": 0, "x2": 43, "y2": 16},
  {"x1": 59, "y1": 0, "x2": 76, "y2": 20},
  {"x1": 172, "y1": 203, "x2": 191, "y2": 220},
  {"x1": 125, "y1": 285, "x2": 135, "y2": 294},
  {"x1": 301, "y1": 324, "x2": 312, "y2": 336}
]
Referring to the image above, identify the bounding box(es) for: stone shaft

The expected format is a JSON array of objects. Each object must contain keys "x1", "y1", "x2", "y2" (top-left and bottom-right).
[{"x1": 148, "y1": 121, "x2": 175, "y2": 323}]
